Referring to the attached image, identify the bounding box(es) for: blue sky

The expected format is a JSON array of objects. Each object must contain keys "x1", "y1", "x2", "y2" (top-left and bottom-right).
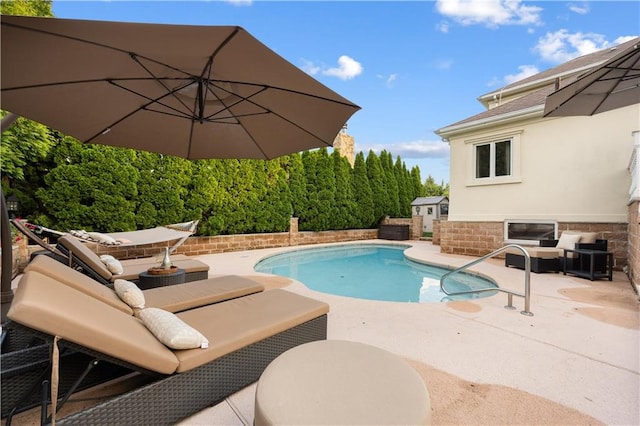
[{"x1": 52, "y1": 1, "x2": 639, "y2": 184}]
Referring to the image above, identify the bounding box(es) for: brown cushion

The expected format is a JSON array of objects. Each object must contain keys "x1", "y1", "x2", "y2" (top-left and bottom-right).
[
  {"x1": 143, "y1": 275, "x2": 264, "y2": 313},
  {"x1": 173, "y1": 289, "x2": 330, "y2": 373},
  {"x1": 58, "y1": 235, "x2": 112, "y2": 280},
  {"x1": 8, "y1": 271, "x2": 178, "y2": 374},
  {"x1": 24, "y1": 254, "x2": 133, "y2": 315}
]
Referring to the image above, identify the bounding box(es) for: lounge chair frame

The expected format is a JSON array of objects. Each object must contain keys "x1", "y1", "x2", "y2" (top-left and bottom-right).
[{"x1": 3, "y1": 316, "x2": 327, "y2": 425}]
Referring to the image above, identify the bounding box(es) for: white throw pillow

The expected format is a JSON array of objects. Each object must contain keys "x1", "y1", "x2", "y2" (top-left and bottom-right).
[
  {"x1": 138, "y1": 308, "x2": 209, "y2": 350},
  {"x1": 87, "y1": 232, "x2": 119, "y2": 245},
  {"x1": 114, "y1": 279, "x2": 146, "y2": 309},
  {"x1": 556, "y1": 233, "x2": 582, "y2": 250},
  {"x1": 100, "y1": 255, "x2": 124, "y2": 275}
]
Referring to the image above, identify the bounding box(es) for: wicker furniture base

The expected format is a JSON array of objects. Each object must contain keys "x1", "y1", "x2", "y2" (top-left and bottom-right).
[
  {"x1": 138, "y1": 268, "x2": 186, "y2": 289},
  {"x1": 57, "y1": 315, "x2": 327, "y2": 425},
  {"x1": 505, "y1": 253, "x2": 560, "y2": 273}
]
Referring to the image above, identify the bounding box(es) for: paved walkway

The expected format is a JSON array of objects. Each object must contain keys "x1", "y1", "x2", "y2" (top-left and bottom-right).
[{"x1": 179, "y1": 240, "x2": 639, "y2": 425}]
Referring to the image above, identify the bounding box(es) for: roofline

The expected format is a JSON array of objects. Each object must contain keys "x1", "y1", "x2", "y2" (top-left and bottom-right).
[
  {"x1": 478, "y1": 61, "x2": 608, "y2": 103},
  {"x1": 435, "y1": 105, "x2": 544, "y2": 140}
]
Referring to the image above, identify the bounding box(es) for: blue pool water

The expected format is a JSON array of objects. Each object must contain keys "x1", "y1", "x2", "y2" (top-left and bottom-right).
[{"x1": 254, "y1": 244, "x2": 498, "y2": 303}]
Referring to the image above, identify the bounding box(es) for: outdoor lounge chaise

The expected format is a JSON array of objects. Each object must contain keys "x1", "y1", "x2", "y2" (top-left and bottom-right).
[
  {"x1": 4, "y1": 266, "x2": 329, "y2": 424},
  {"x1": 505, "y1": 231, "x2": 607, "y2": 273},
  {"x1": 55, "y1": 234, "x2": 210, "y2": 285},
  {"x1": 2, "y1": 254, "x2": 267, "y2": 419}
]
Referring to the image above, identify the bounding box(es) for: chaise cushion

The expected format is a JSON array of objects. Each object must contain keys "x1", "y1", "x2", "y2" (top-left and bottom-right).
[
  {"x1": 138, "y1": 308, "x2": 209, "y2": 350},
  {"x1": 24, "y1": 254, "x2": 133, "y2": 315},
  {"x1": 8, "y1": 271, "x2": 179, "y2": 374},
  {"x1": 143, "y1": 275, "x2": 264, "y2": 313},
  {"x1": 173, "y1": 289, "x2": 330, "y2": 373},
  {"x1": 58, "y1": 235, "x2": 113, "y2": 280}
]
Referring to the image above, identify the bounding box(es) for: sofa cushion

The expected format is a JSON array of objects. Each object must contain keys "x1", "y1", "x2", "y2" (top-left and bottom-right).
[
  {"x1": 138, "y1": 308, "x2": 209, "y2": 350},
  {"x1": 556, "y1": 233, "x2": 582, "y2": 250}
]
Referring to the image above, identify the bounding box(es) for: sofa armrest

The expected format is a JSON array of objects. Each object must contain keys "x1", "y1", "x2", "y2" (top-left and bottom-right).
[
  {"x1": 539, "y1": 239, "x2": 558, "y2": 247},
  {"x1": 576, "y1": 239, "x2": 608, "y2": 251}
]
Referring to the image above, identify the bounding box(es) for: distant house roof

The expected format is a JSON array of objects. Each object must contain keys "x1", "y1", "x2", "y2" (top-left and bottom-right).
[
  {"x1": 411, "y1": 196, "x2": 448, "y2": 206},
  {"x1": 435, "y1": 37, "x2": 640, "y2": 136}
]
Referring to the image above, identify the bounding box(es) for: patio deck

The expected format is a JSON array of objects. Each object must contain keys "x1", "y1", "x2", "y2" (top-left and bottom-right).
[
  {"x1": 6, "y1": 240, "x2": 638, "y2": 425},
  {"x1": 181, "y1": 240, "x2": 639, "y2": 425}
]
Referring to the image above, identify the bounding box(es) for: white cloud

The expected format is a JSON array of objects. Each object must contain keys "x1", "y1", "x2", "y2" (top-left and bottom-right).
[
  {"x1": 568, "y1": 2, "x2": 589, "y2": 15},
  {"x1": 322, "y1": 55, "x2": 363, "y2": 80},
  {"x1": 435, "y1": 0, "x2": 543, "y2": 28},
  {"x1": 533, "y1": 30, "x2": 613, "y2": 63},
  {"x1": 433, "y1": 59, "x2": 454, "y2": 70},
  {"x1": 225, "y1": 0, "x2": 252, "y2": 6},
  {"x1": 503, "y1": 64, "x2": 539, "y2": 84},
  {"x1": 436, "y1": 20, "x2": 450, "y2": 33},
  {"x1": 301, "y1": 59, "x2": 321, "y2": 76},
  {"x1": 356, "y1": 140, "x2": 450, "y2": 160},
  {"x1": 377, "y1": 73, "x2": 398, "y2": 88}
]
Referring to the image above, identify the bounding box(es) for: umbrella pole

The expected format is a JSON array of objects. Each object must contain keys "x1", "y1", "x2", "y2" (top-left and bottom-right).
[
  {"x1": 1, "y1": 186, "x2": 14, "y2": 322},
  {"x1": 1, "y1": 116, "x2": 19, "y2": 321}
]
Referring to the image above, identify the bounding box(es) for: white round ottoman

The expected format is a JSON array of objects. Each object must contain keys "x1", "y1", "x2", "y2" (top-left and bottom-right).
[{"x1": 254, "y1": 340, "x2": 431, "y2": 425}]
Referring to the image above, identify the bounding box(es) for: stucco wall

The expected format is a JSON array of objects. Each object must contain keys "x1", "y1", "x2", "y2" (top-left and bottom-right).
[{"x1": 446, "y1": 105, "x2": 638, "y2": 223}]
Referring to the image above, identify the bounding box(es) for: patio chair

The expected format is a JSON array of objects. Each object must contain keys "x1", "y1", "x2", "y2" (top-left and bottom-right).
[
  {"x1": 3, "y1": 267, "x2": 328, "y2": 424},
  {"x1": 55, "y1": 234, "x2": 210, "y2": 286}
]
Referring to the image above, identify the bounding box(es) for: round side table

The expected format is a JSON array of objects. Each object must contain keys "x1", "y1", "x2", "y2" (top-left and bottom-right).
[{"x1": 138, "y1": 268, "x2": 186, "y2": 290}]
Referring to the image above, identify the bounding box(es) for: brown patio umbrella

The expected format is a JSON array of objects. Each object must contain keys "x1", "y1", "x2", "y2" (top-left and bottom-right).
[
  {"x1": 0, "y1": 15, "x2": 360, "y2": 159},
  {"x1": 0, "y1": 15, "x2": 360, "y2": 310},
  {"x1": 544, "y1": 38, "x2": 640, "y2": 117}
]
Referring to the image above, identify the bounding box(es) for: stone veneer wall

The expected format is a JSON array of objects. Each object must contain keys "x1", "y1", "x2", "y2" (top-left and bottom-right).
[
  {"x1": 439, "y1": 220, "x2": 629, "y2": 269},
  {"x1": 628, "y1": 201, "x2": 639, "y2": 292}
]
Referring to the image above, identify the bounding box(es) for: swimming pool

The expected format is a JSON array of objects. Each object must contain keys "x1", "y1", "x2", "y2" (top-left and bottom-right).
[{"x1": 254, "y1": 244, "x2": 498, "y2": 303}]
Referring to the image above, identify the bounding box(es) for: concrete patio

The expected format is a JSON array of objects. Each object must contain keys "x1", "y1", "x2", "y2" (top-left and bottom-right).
[{"x1": 180, "y1": 240, "x2": 639, "y2": 425}]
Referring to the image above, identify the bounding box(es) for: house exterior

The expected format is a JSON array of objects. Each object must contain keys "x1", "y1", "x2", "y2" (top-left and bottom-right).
[
  {"x1": 434, "y1": 38, "x2": 639, "y2": 282},
  {"x1": 411, "y1": 196, "x2": 449, "y2": 233}
]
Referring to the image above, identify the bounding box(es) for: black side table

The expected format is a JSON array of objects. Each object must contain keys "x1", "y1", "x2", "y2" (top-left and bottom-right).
[
  {"x1": 563, "y1": 249, "x2": 613, "y2": 281},
  {"x1": 138, "y1": 268, "x2": 186, "y2": 289}
]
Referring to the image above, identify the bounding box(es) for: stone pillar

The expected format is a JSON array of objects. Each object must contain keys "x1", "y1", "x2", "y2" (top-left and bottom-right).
[
  {"x1": 289, "y1": 217, "x2": 299, "y2": 246},
  {"x1": 411, "y1": 215, "x2": 423, "y2": 240}
]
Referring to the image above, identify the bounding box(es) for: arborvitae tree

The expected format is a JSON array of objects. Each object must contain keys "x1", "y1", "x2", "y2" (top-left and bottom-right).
[
  {"x1": 0, "y1": 0, "x2": 53, "y2": 17},
  {"x1": 185, "y1": 159, "x2": 221, "y2": 235},
  {"x1": 410, "y1": 166, "x2": 424, "y2": 200},
  {"x1": 252, "y1": 159, "x2": 291, "y2": 232},
  {"x1": 284, "y1": 153, "x2": 307, "y2": 219},
  {"x1": 366, "y1": 150, "x2": 389, "y2": 223},
  {"x1": 380, "y1": 150, "x2": 400, "y2": 217},
  {"x1": 351, "y1": 152, "x2": 375, "y2": 228},
  {"x1": 312, "y1": 148, "x2": 336, "y2": 230},
  {"x1": 133, "y1": 152, "x2": 190, "y2": 229},
  {"x1": 332, "y1": 150, "x2": 357, "y2": 230},
  {"x1": 35, "y1": 141, "x2": 139, "y2": 231},
  {"x1": 299, "y1": 151, "x2": 319, "y2": 231},
  {"x1": 395, "y1": 157, "x2": 412, "y2": 217}
]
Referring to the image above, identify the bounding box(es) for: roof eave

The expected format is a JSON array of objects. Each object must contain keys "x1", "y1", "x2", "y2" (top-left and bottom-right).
[{"x1": 435, "y1": 105, "x2": 545, "y2": 140}]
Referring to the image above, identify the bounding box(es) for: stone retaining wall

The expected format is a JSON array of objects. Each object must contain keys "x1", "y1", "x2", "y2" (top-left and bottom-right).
[{"x1": 628, "y1": 201, "x2": 639, "y2": 292}]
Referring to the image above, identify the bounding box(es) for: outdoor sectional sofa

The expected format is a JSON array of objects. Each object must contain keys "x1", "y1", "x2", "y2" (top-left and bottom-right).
[
  {"x1": 505, "y1": 231, "x2": 607, "y2": 273},
  {"x1": 2, "y1": 255, "x2": 329, "y2": 424}
]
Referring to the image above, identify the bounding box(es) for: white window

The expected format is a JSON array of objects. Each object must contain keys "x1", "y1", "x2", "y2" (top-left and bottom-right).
[
  {"x1": 466, "y1": 131, "x2": 522, "y2": 186},
  {"x1": 475, "y1": 140, "x2": 511, "y2": 178}
]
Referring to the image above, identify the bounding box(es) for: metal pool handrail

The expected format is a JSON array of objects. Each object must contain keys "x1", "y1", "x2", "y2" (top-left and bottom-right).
[{"x1": 439, "y1": 244, "x2": 533, "y2": 316}]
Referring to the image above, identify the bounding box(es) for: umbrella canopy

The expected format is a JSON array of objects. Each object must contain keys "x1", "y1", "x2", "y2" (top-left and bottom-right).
[
  {"x1": 1, "y1": 15, "x2": 360, "y2": 159},
  {"x1": 544, "y1": 38, "x2": 640, "y2": 117}
]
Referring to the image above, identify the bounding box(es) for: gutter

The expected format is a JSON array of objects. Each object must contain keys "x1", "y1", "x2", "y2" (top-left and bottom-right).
[{"x1": 436, "y1": 105, "x2": 545, "y2": 141}]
